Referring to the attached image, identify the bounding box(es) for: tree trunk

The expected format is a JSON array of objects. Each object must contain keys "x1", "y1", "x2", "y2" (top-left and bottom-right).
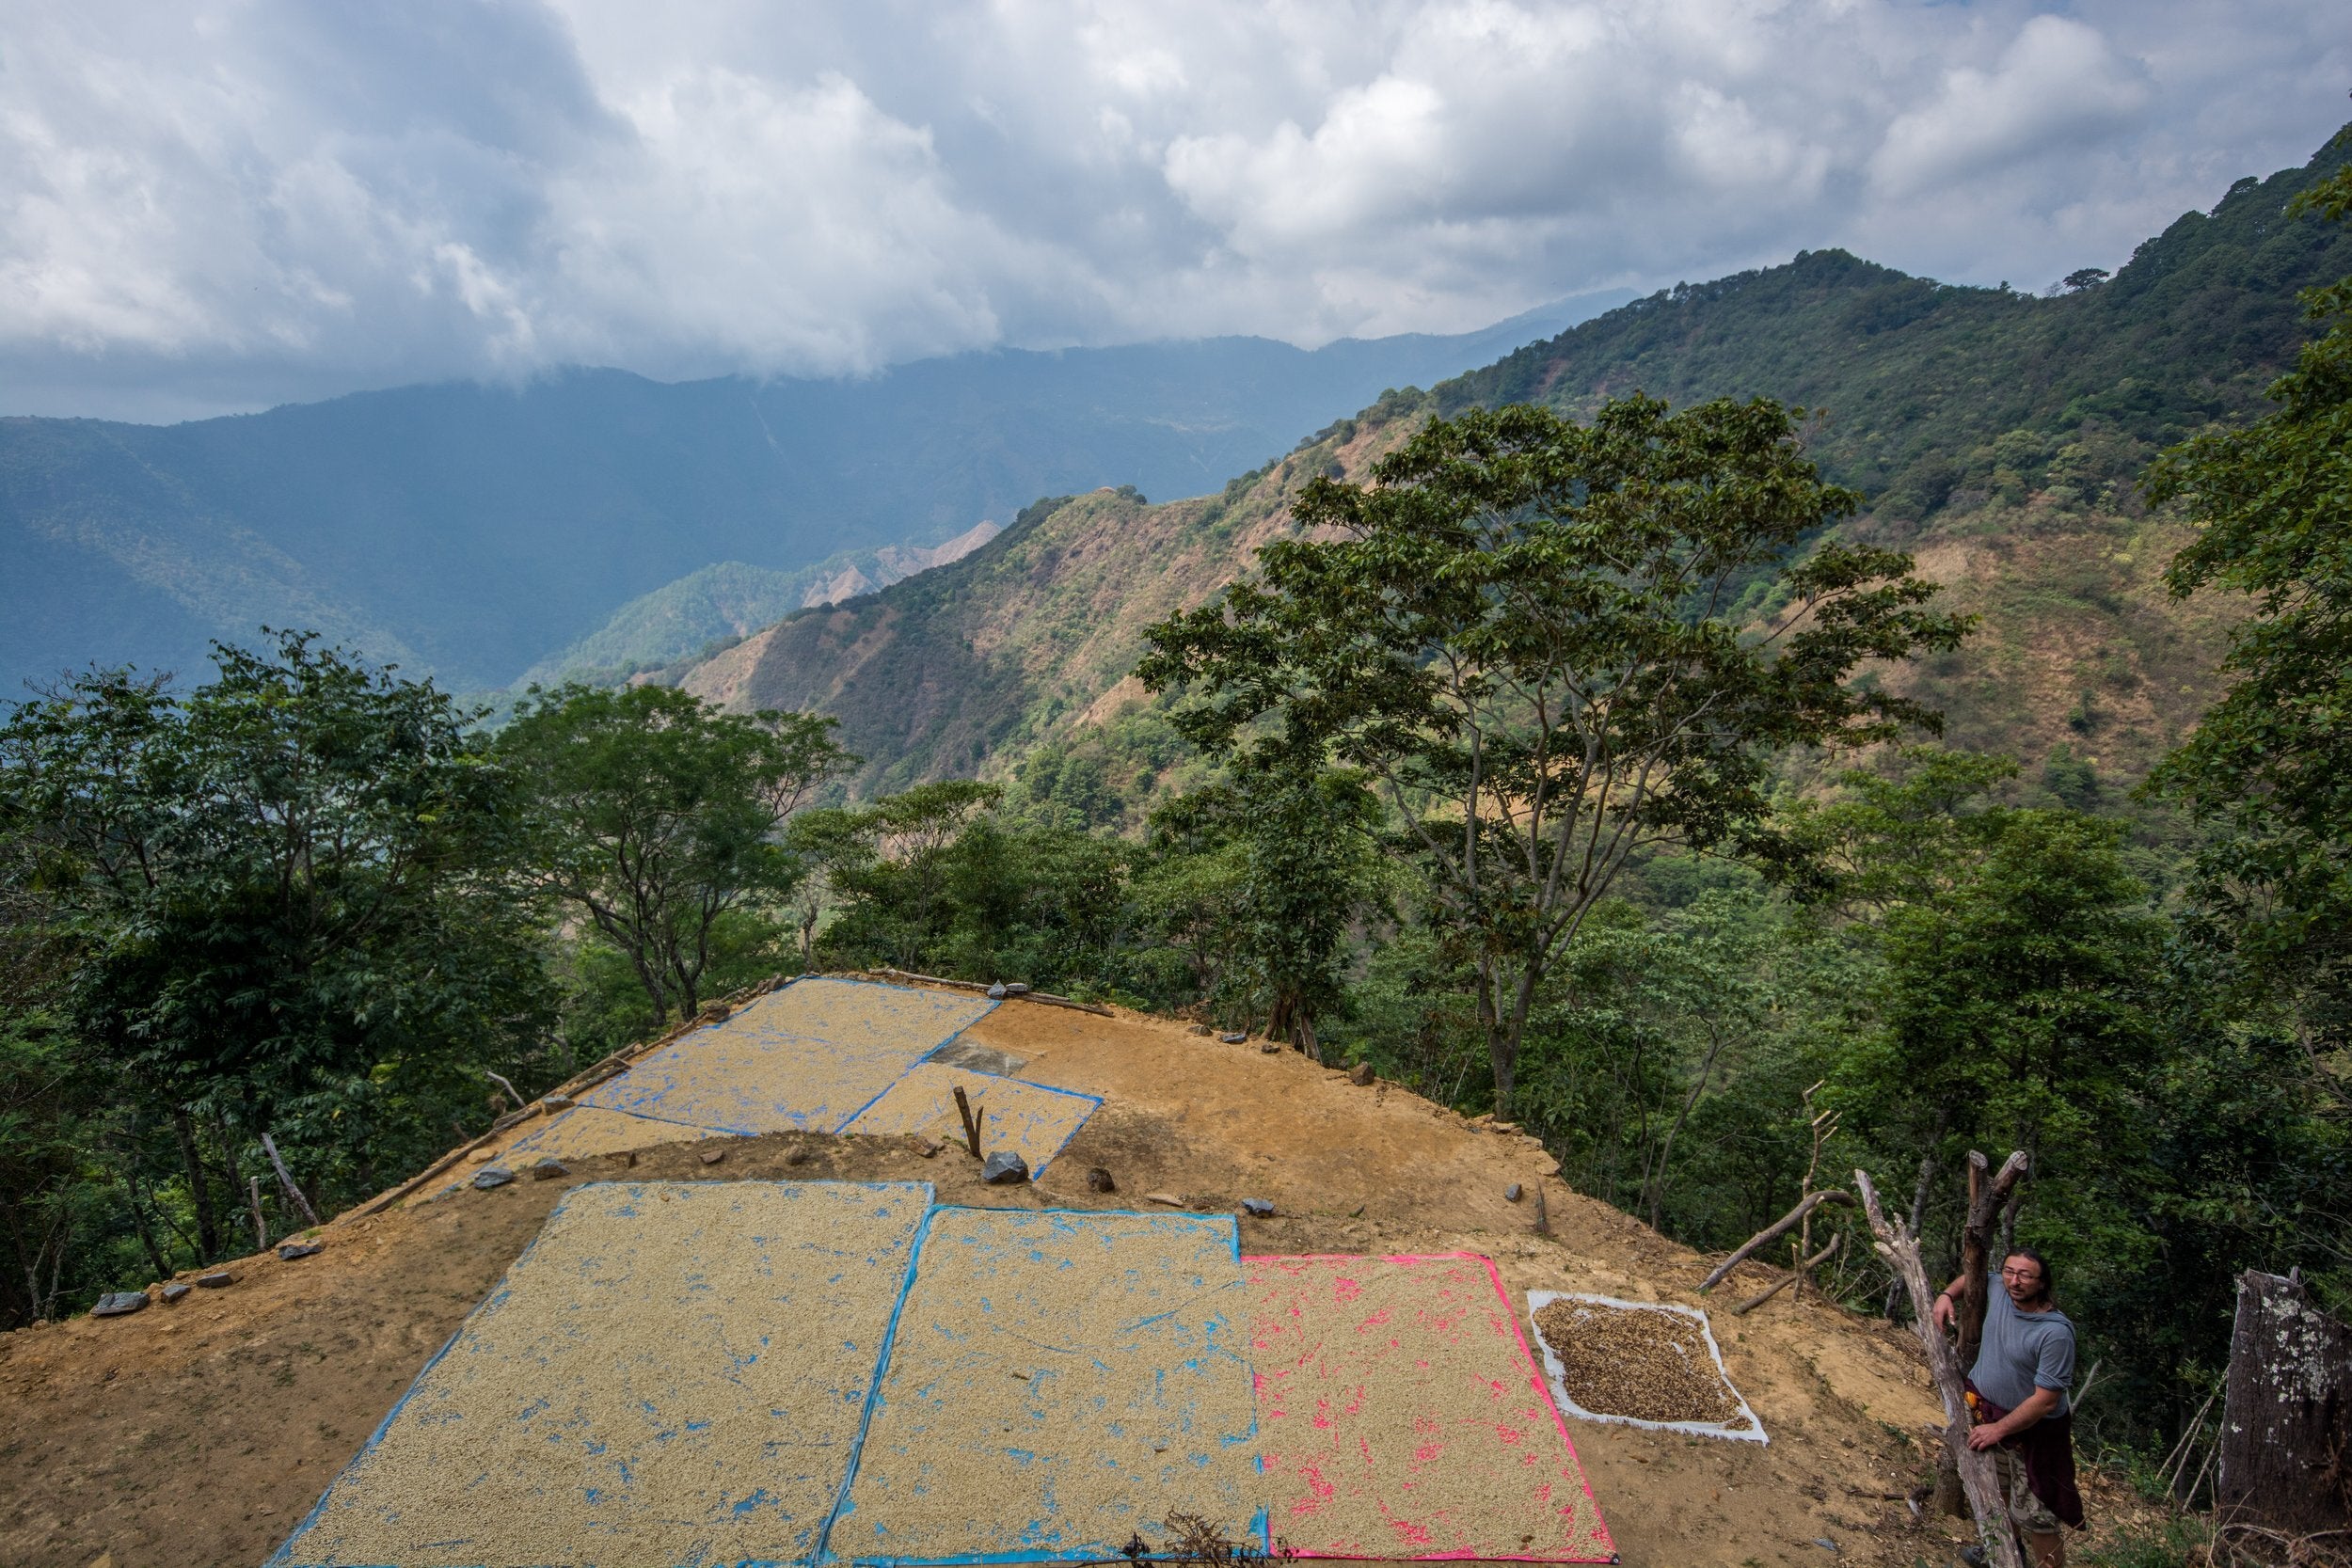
[
  {"x1": 2217, "y1": 1270, "x2": 2351, "y2": 1533},
  {"x1": 1959, "y1": 1151, "x2": 2031, "y2": 1369},
  {"x1": 172, "y1": 1105, "x2": 219, "y2": 1259},
  {"x1": 1855, "y1": 1166, "x2": 2026, "y2": 1568}
]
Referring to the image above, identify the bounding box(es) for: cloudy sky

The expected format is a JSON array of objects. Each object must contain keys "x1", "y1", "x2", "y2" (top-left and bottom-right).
[{"x1": 5, "y1": 0, "x2": 2346, "y2": 421}]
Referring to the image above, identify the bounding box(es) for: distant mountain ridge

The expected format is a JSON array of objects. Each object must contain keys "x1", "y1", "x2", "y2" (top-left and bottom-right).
[
  {"x1": 0, "y1": 291, "x2": 1631, "y2": 694},
  {"x1": 516, "y1": 521, "x2": 1004, "y2": 689},
  {"x1": 674, "y1": 131, "x2": 2352, "y2": 800}
]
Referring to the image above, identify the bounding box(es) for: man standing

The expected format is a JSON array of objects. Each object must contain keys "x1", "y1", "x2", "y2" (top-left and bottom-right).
[{"x1": 1931, "y1": 1249, "x2": 2084, "y2": 1568}]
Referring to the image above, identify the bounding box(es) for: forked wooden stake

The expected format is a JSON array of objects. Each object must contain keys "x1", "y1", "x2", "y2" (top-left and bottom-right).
[{"x1": 951, "y1": 1085, "x2": 982, "y2": 1158}]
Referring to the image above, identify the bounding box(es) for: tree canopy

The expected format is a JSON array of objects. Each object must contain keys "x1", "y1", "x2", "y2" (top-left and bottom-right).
[{"x1": 1140, "y1": 394, "x2": 1969, "y2": 1110}]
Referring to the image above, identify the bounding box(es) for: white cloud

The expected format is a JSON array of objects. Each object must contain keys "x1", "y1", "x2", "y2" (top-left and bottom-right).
[{"x1": 2, "y1": 0, "x2": 2347, "y2": 420}]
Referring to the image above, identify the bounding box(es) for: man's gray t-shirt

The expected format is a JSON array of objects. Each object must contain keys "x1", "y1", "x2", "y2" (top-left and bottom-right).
[{"x1": 1968, "y1": 1270, "x2": 2076, "y2": 1415}]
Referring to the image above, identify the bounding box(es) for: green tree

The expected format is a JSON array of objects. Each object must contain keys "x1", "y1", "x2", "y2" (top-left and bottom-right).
[
  {"x1": 0, "y1": 633, "x2": 549, "y2": 1263},
  {"x1": 498, "y1": 685, "x2": 851, "y2": 1027},
  {"x1": 2146, "y1": 154, "x2": 2352, "y2": 1100},
  {"x1": 1150, "y1": 758, "x2": 1385, "y2": 1053},
  {"x1": 1139, "y1": 395, "x2": 1967, "y2": 1112}
]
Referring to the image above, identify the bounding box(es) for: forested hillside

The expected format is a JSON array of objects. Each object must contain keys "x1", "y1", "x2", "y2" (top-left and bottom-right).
[
  {"x1": 679, "y1": 136, "x2": 2352, "y2": 799},
  {"x1": 0, "y1": 295, "x2": 1621, "y2": 694}
]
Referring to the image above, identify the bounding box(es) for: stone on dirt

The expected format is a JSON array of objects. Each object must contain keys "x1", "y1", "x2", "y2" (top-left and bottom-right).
[
  {"x1": 161, "y1": 1282, "x2": 193, "y2": 1303},
  {"x1": 988, "y1": 982, "x2": 1008, "y2": 999},
  {"x1": 471, "y1": 1167, "x2": 514, "y2": 1190},
  {"x1": 980, "y1": 1150, "x2": 1030, "y2": 1184},
  {"x1": 1086, "y1": 1166, "x2": 1117, "y2": 1194},
  {"x1": 531, "y1": 1158, "x2": 569, "y2": 1180},
  {"x1": 1348, "y1": 1062, "x2": 1375, "y2": 1086},
  {"x1": 92, "y1": 1291, "x2": 148, "y2": 1317},
  {"x1": 1003, "y1": 982, "x2": 1030, "y2": 995},
  {"x1": 1145, "y1": 1192, "x2": 1186, "y2": 1208},
  {"x1": 699, "y1": 1148, "x2": 726, "y2": 1165},
  {"x1": 1187, "y1": 1023, "x2": 1212, "y2": 1036},
  {"x1": 918, "y1": 1139, "x2": 945, "y2": 1158},
  {"x1": 278, "y1": 1241, "x2": 325, "y2": 1259},
  {"x1": 1258, "y1": 1040, "x2": 1281, "y2": 1053},
  {"x1": 1220, "y1": 1032, "x2": 1248, "y2": 1044},
  {"x1": 197, "y1": 1271, "x2": 234, "y2": 1289},
  {"x1": 1505, "y1": 1183, "x2": 1524, "y2": 1202},
  {"x1": 1241, "y1": 1197, "x2": 1275, "y2": 1218}
]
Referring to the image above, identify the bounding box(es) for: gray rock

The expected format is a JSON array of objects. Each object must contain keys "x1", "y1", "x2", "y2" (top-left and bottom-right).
[
  {"x1": 1086, "y1": 1166, "x2": 1117, "y2": 1194},
  {"x1": 1812, "y1": 1538, "x2": 1839, "y2": 1555},
  {"x1": 92, "y1": 1291, "x2": 149, "y2": 1317},
  {"x1": 980, "y1": 1151, "x2": 1031, "y2": 1184},
  {"x1": 542, "y1": 1095, "x2": 574, "y2": 1110},
  {"x1": 472, "y1": 1166, "x2": 515, "y2": 1190},
  {"x1": 531, "y1": 1157, "x2": 569, "y2": 1180},
  {"x1": 987, "y1": 982, "x2": 1008, "y2": 999},
  {"x1": 1348, "y1": 1063, "x2": 1375, "y2": 1086},
  {"x1": 1003, "y1": 982, "x2": 1030, "y2": 995},
  {"x1": 1219, "y1": 1032, "x2": 1247, "y2": 1044},
  {"x1": 278, "y1": 1242, "x2": 325, "y2": 1259},
  {"x1": 197, "y1": 1271, "x2": 235, "y2": 1289},
  {"x1": 1240, "y1": 1197, "x2": 1276, "y2": 1218},
  {"x1": 161, "y1": 1282, "x2": 193, "y2": 1303},
  {"x1": 1187, "y1": 1023, "x2": 1212, "y2": 1037},
  {"x1": 1505, "y1": 1183, "x2": 1524, "y2": 1203}
]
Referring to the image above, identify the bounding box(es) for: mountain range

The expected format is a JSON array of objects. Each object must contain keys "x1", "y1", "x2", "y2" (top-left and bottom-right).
[
  {"x1": 0, "y1": 293, "x2": 1630, "y2": 696},
  {"x1": 672, "y1": 131, "x2": 2352, "y2": 803}
]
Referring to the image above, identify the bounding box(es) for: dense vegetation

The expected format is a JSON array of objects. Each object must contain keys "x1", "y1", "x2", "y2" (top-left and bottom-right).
[{"x1": 4, "y1": 140, "x2": 2349, "y2": 1510}]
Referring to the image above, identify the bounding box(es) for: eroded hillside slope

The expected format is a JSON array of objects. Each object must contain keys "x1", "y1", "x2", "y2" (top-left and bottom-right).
[{"x1": 1, "y1": 986, "x2": 2164, "y2": 1568}]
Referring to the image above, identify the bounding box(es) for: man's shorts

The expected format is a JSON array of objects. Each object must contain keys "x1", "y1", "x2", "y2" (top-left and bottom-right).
[{"x1": 1993, "y1": 1445, "x2": 2061, "y2": 1534}]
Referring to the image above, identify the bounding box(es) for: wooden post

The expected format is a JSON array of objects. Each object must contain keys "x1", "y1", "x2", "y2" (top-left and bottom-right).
[
  {"x1": 951, "y1": 1086, "x2": 981, "y2": 1158},
  {"x1": 2217, "y1": 1270, "x2": 2351, "y2": 1533},
  {"x1": 1533, "y1": 1184, "x2": 1550, "y2": 1238},
  {"x1": 247, "y1": 1175, "x2": 268, "y2": 1251},
  {"x1": 1856, "y1": 1166, "x2": 2025, "y2": 1568},
  {"x1": 260, "y1": 1132, "x2": 323, "y2": 1228}
]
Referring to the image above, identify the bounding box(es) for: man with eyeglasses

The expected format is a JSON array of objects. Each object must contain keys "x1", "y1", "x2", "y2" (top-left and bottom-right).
[{"x1": 1931, "y1": 1248, "x2": 2083, "y2": 1568}]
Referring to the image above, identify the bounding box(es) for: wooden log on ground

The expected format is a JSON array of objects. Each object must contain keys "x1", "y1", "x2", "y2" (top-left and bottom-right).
[
  {"x1": 1855, "y1": 1166, "x2": 2024, "y2": 1568},
  {"x1": 1698, "y1": 1189, "x2": 1855, "y2": 1291},
  {"x1": 1732, "y1": 1232, "x2": 1842, "y2": 1316},
  {"x1": 2217, "y1": 1270, "x2": 2352, "y2": 1534}
]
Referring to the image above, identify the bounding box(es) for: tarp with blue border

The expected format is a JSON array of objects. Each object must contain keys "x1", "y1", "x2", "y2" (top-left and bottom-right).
[
  {"x1": 828, "y1": 1206, "x2": 1265, "y2": 1565},
  {"x1": 270, "y1": 1180, "x2": 932, "y2": 1568}
]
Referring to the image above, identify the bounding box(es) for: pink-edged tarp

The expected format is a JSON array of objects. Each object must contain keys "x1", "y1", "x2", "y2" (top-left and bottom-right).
[{"x1": 1245, "y1": 1252, "x2": 1617, "y2": 1562}]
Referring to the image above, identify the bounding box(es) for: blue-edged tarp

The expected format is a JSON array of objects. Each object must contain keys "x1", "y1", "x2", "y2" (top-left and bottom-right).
[
  {"x1": 580, "y1": 977, "x2": 996, "y2": 1136},
  {"x1": 270, "y1": 1180, "x2": 932, "y2": 1568},
  {"x1": 827, "y1": 1206, "x2": 1264, "y2": 1565}
]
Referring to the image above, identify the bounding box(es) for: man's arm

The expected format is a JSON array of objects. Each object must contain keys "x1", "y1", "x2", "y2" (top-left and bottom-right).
[
  {"x1": 1966, "y1": 1386, "x2": 2059, "y2": 1449},
  {"x1": 1931, "y1": 1273, "x2": 1968, "y2": 1332}
]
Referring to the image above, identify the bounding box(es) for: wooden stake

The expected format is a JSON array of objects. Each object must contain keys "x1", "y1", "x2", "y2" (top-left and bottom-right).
[
  {"x1": 1732, "y1": 1233, "x2": 1843, "y2": 1316},
  {"x1": 260, "y1": 1132, "x2": 323, "y2": 1228},
  {"x1": 1856, "y1": 1165, "x2": 2026, "y2": 1568},
  {"x1": 247, "y1": 1175, "x2": 268, "y2": 1250},
  {"x1": 1533, "y1": 1184, "x2": 1550, "y2": 1237},
  {"x1": 951, "y1": 1085, "x2": 981, "y2": 1158}
]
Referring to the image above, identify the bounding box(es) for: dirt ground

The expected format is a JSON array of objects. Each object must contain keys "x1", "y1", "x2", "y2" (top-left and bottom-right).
[{"x1": 3, "y1": 987, "x2": 2156, "y2": 1567}]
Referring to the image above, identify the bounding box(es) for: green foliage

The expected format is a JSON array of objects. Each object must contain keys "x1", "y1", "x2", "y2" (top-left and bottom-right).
[
  {"x1": 0, "y1": 633, "x2": 557, "y2": 1306},
  {"x1": 1141, "y1": 394, "x2": 1965, "y2": 1110},
  {"x1": 497, "y1": 684, "x2": 852, "y2": 1025},
  {"x1": 2146, "y1": 151, "x2": 2352, "y2": 1092}
]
